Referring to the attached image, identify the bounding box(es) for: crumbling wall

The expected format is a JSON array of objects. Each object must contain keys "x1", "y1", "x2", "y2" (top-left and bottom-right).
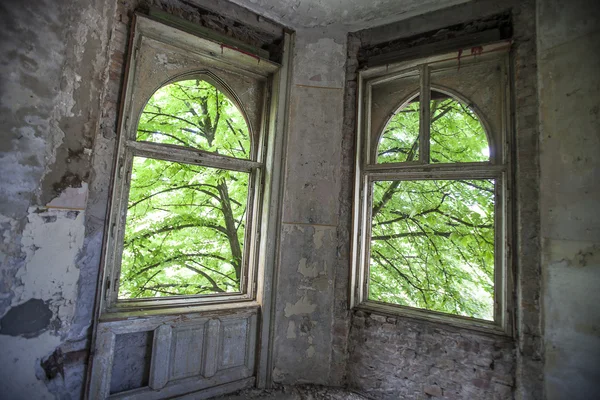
[
  {"x1": 0, "y1": 0, "x2": 283, "y2": 398},
  {"x1": 538, "y1": 0, "x2": 600, "y2": 398},
  {"x1": 0, "y1": 0, "x2": 115, "y2": 398},
  {"x1": 349, "y1": 312, "x2": 514, "y2": 399},
  {"x1": 271, "y1": 28, "x2": 349, "y2": 386},
  {"x1": 344, "y1": 1, "x2": 542, "y2": 398}
]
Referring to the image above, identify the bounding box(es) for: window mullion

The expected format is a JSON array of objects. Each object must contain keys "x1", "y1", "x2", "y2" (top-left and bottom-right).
[
  {"x1": 126, "y1": 140, "x2": 261, "y2": 172},
  {"x1": 419, "y1": 65, "x2": 431, "y2": 164}
]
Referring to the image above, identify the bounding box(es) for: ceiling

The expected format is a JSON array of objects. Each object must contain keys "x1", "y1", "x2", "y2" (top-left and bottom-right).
[{"x1": 227, "y1": 0, "x2": 471, "y2": 30}]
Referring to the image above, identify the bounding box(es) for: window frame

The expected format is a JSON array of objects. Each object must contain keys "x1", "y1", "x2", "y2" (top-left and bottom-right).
[
  {"x1": 100, "y1": 14, "x2": 280, "y2": 314},
  {"x1": 351, "y1": 42, "x2": 513, "y2": 334}
]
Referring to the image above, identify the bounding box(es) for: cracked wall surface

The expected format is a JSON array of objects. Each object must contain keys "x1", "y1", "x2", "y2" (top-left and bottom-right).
[
  {"x1": 272, "y1": 27, "x2": 348, "y2": 386},
  {"x1": 0, "y1": 0, "x2": 115, "y2": 398},
  {"x1": 538, "y1": 0, "x2": 600, "y2": 398},
  {"x1": 0, "y1": 0, "x2": 285, "y2": 396}
]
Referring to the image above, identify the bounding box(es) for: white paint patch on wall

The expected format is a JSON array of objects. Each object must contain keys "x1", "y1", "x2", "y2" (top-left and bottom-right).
[
  {"x1": 46, "y1": 182, "x2": 89, "y2": 210},
  {"x1": 14, "y1": 207, "x2": 86, "y2": 328},
  {"x1": 0, "y1": 203, "x2": 86, "y2": 399},
  {"x1": 298, "y1": 257, "x2": 320, "y2": 278},
  {"x1": 284, "y1": 296, "x2": 318, "y2": 317}
]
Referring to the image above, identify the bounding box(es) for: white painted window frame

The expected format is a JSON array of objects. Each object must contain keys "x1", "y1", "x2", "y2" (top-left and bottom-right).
[
  {"x1": 99, "y1": 14, "x2": 282, "y2": 314},
  {"x1": 350, "y1": 42, "x2": 514, "y2": 335}
]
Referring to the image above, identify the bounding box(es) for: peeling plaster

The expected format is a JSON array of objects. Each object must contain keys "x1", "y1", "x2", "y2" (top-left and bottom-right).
[
  {"x1": 312, "y1": 226, "x2": 329, "y2": 249},
  {"x1": 284, "y1": 296, "x2": 317, "y2": 317},
  {"x1": 0, "y1": 206, "x2": 86, "y2": 399},
  {"x1": 14, "y1": 208, "x2": 85, "y2": 326},
  {"x1": 46, "y1": 182, "x2": 88, "y2": 210},
  {"x1": 297, "y1": 257, "x2": 319, "y2": 278},
  {"x1": 287, "y1": 320, "x2": 297, "y2": 339},
  {"x1": 0, "y1": 299, "x2": 53, "y2": 338}
]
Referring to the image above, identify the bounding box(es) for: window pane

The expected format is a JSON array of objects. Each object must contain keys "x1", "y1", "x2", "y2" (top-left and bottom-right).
[
  {"x1": 369, "y1": 179, "x2": 495, "y2": 320},
  {"x1": 430, "y1": 91, "x2": 490, "y2": 163},
  {"x1": 376, "y1": 98, "x2": 420, "y2": 163},
  {"x1": 137, "y1": 79, "x2": 251, "y2": 159},
  {"x1": 119, "y1": 156, "x2": 249, "y2": 299}
]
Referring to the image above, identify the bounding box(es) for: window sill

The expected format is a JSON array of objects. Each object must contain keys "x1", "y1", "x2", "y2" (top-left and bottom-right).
[
  {"x1": 100, "y1": 299, "x2": 260, "y2": 322},
  {"x1": 354, "y1": 301, "x2": 512, "y2": 338}
]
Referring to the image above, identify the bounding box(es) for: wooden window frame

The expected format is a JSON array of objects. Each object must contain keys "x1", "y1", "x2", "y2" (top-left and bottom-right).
[
  {"x1": 99, "y1": 14, "x2": 281, "y2": 315},
  {"x1": 350, "y1": 42, "x2": 514, "y2": 335}
]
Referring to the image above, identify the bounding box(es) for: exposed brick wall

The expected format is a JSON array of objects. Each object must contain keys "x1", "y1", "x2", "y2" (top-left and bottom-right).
[
  {"x1": 343, "y1": 1, "x2": 541, "y2": 398},
  {"x1": 348, "y1": 312, "x2": 514, "y2": 399}
]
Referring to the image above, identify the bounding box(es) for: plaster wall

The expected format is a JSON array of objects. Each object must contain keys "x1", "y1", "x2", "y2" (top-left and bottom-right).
[
  {"x1": 272, "y1": 28, "x2": 348, "y2": 385},
  {"x1": 537, "y1": 0, "x2": 600, "y2": 398},
  {"x1": 225, "y1": 0, "x2": 471, "y2": 31},
  {"x1": 0, "y1": 0, "x2": 115, "y2": 398}
]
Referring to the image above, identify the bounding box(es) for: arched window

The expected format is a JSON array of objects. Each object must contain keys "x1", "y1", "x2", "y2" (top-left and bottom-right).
[
  {"x1": 376, "y1": 90, "x2": 490, "y2": 164},
  {"x1": 118, "y1": 78, "x2": 254, "y2": 299},
  {"x1": 353, "y1": 44, "x2": 511, "y2": 332},
  {"x1": 136, "y1": 78, "x2": 252, "y2": 159},
  {"x1": 90, "y1": 14, "x2": 288, "y2": 399}
]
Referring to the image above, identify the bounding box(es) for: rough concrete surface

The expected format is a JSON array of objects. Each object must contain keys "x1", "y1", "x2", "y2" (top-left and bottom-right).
[
  {"x1": 0, "y1": 0, "x2": 114, "y2": 396},
  {"x1": 538, "y1": 0, "x2": 600, "y2": 398},
  {"x1": 271, "y1": 26, "x2": 348, "y2": 387},
  {"x1": 226, "y1": 0, "x2": 471, "y2": 30}
]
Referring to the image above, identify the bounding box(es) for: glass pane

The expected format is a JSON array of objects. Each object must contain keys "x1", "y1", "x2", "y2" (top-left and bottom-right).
[
  {"x1": 119, "y1": 156, "x2": 249, "y2": 299},
  {"x1": 137, "y1": 79, "x2": 251, "y2": 159},
  {"x1": 430, "y1": 91, "x2": 490, "y2": 163},
  {"x1": 369, "y1": 179, "x2": 495, "y2": 320},
  {"x1": 376, "y1": 98, "x2": 420, "y2": 163}
]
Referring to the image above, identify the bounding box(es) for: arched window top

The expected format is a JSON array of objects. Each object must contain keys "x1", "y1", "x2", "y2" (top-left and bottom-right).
[
  {"x1": 137, "y1": 77, "x2": 252, "y2": 160},
  {"x1": 376, "y1": 93, "x2": 421, "y2": 164},
  {"x1": 376, "y1": 89, "x2": 490, "y2": 164}
]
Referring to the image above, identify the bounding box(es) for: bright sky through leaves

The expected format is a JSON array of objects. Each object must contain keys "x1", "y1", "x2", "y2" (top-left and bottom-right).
[
  {"x1": 371, "y1": 91, "x2": 495, "y2": 320},
  {"x1": 119, "y1": 79, "x2": 251, "y2": 299}
]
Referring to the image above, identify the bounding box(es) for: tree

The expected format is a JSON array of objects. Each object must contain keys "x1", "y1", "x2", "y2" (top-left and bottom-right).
[
  {"x1": 118, "y1": 79, "x2": 251, "y2": 298},
  {"x1": 118, "y1": 81, "x2": 496, "y2": 321},
  {"x1": 370, "y1": 92, "x2": 495, "y2": 320}
]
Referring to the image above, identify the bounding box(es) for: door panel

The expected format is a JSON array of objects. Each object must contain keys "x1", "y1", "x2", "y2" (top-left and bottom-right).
[{"x1": 90, "y1": 308, "x2": 258, "y2": 399}]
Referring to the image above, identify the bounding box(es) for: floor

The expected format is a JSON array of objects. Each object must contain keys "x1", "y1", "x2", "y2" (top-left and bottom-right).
[{"x1": 212, "y1": 385, "x2": 370, "y2": 400}]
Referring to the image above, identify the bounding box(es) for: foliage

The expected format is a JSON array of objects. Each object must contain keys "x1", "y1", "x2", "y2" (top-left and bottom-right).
[
  {"x1": 370, "y1": 92, "x2": 495, "y2": 320},
  {"x1": 118, "y1": 79, "x2": 496, "y2": 321},
  {"x1": 119, "y1": 79, "x2": 251, "y2": 299},
  {"x1": 377, "y1": 91, "x2": 489, "y2": 164},
  {"x1": 137, "y1": 79, "x2": 250, "y2": 158}
]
